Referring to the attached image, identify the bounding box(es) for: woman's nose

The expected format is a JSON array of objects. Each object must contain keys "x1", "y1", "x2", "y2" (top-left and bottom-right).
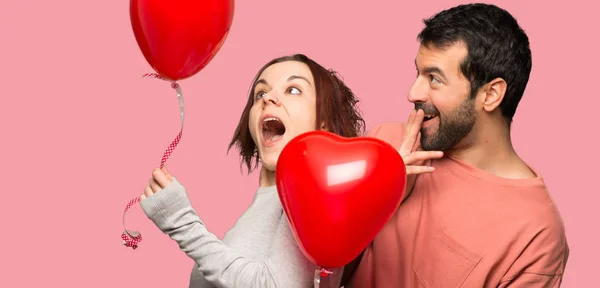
[{"x1": 262, "y1": 91, "x2": 281, "y2": 106}]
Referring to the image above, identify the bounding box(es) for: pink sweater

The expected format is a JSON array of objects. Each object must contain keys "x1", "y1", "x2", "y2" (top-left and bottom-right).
[{"x1": 348, "y1": 122, "x2": 569, "y2": 287}]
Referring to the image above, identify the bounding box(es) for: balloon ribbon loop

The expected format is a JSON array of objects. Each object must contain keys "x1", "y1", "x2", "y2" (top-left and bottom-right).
[{"x1": 121, "y1": 73, "x2": 185, "y2": 250}]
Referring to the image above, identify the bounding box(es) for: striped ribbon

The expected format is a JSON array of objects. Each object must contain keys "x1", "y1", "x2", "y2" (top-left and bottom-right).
[{"x1": 121, "y1": 73, "x2": 185, "y2": 250}]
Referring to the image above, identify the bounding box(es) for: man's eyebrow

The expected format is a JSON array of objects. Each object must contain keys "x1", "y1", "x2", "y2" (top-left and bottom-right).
[
  {"x1": 416, "y1": 60, "x2": 448, "y2": 81},
  {"x1": 422, "y1": 66, "x2": 446, "y2": 79}
]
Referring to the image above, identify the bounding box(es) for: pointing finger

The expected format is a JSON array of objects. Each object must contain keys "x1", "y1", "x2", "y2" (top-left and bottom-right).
[
  {"x1": 400, "y1": 110, "x2": 425, "y2": 156},
  {"x1": 406, "y1": 109, "x2": 424, "y2": 145}
]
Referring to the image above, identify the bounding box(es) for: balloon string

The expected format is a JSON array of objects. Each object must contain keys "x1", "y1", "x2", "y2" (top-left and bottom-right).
[
  {"x1": 313, "y1": 267, "x2": 335, "y2": 288},
  {"x1": 121, "y1": 73, "x2": 185, "y2": 250}
]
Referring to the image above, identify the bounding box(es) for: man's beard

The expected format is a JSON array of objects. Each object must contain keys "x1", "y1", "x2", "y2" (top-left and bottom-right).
[{"x1": 416, "y1": 98, "x2": 477, "y2": 152}]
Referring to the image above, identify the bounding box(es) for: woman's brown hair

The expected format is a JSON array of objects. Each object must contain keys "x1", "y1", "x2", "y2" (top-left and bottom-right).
[{"x1": 228, "y1": 54, "x2": 365, "y2": 173}]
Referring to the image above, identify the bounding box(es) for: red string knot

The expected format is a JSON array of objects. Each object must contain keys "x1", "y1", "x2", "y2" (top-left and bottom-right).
[{"x1": 319, "y1": 268, "x2": 334, "y2": 277}]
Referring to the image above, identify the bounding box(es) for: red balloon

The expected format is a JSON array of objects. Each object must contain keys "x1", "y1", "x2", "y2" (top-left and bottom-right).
[
  {"x1": 276, "y1": 131, "x2": 407, "y2": 269},
  {"x1": 130, "y1": 0, "x2": 234, "y2": 81}
]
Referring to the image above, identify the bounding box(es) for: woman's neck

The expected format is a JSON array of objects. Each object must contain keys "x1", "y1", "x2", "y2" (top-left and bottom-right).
[{"x1": 259, "y1": 168, "x2": 277, "y2": 187}]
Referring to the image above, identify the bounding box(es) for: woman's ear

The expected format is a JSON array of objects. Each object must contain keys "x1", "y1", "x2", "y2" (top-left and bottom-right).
[{"x1": 320, "y1": 121, "x2": 327, "y2": 131}]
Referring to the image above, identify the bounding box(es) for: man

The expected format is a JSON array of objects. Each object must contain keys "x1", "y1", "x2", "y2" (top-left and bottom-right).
[{"x1": 343, "y1": 3, "x2": 569, "y2": 287}]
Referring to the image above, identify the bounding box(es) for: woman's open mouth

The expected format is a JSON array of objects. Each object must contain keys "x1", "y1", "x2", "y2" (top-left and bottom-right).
[{"x1": 261, "y1": 117, "x2": 286, "y2": 147}]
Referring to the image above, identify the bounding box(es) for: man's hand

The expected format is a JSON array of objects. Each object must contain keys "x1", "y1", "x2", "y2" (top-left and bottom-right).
[
  {"x1": 141, "y1": 166, "x2": 174, "y2": 200},
  {"x1": 398, "y1": 109, "x2": 443, "y2": 194}
]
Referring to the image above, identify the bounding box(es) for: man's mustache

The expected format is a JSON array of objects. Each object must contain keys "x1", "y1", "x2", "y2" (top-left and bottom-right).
[{"x1": 414, "y1": 103, "x2": 439, "y2": 115}]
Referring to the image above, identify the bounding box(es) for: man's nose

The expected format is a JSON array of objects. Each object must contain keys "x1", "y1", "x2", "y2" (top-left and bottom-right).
[{"x1": 408, "y1": 79, "x2": 428, "y2": 103}]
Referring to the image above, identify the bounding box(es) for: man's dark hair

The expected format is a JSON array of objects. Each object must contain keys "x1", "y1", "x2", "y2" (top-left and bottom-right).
[{"x1": 418, "y1": 3, "x2": 532, "y2": 125}]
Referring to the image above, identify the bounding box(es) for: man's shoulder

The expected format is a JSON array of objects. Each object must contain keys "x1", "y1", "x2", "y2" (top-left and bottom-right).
[
  {"x1": 503, "y1": 197, "x2": 570, "y2": 279},
  {"x1": 513, "y1": 188, "x2": 569, "y2": 264},
  {"x1": 530, "y1": 203, "x2": 568, "y2": 245},
  {"x1": 514, "y1": 183, "x2": 566, "y2": 235},
  {"x1": 499, "y1": 182, "x2": 567, "y2": 241},
  {"x1": 365, "y1": 122, "x2": 407, "y2": 149}
]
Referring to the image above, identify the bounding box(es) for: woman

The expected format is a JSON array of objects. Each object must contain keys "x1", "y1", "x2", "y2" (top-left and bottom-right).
[{"x1": 139, "y1": 54, "x2": 442, "y2": 287}]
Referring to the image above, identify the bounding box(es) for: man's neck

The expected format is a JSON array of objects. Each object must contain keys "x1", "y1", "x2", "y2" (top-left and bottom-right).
[{"x1": 446, "y1": 118, "x2": 535, "y2": 179}]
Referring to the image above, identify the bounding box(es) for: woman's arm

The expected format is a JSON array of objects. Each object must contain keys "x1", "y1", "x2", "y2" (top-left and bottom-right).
[{"x1": 140, "y1": 178, "x2": 314, "y2": 288}]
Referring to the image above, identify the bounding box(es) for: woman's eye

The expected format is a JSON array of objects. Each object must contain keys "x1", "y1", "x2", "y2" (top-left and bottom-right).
[
  {"x1": 255, "y1": 91, "x2": 266, "y2": 99},
  {"x1": 287, "y1": 87, "x2": 301, "y2": 95}
]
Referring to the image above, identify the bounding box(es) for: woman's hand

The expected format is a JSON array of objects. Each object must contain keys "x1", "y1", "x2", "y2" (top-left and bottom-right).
[
  {"x1": 398, "y1": 109, "x2": 443, "y2": 194},
  {"x1": 141, "y1": 166, "x2": 174, "y2": 200}
]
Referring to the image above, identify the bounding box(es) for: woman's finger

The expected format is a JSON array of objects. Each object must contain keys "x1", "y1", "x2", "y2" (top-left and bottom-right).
[
  {"x1": 406, "y1": 165, "x2": 435, "y2": 175},
  {"x1": 143, "y1": 185, "x2": 153, "y2": 198},
  {"x1": 162, "y1": 167, "x2": 174, "y2": 181},
  {"x1": 403, "y1": 150, "x2": 444, "y2": 165},
  {"x1": 153, "y1": 168, "x2": 171, "y2": 188},
  {"x1": 149, "y1": 177, "x2": 162, "y2": 193}
]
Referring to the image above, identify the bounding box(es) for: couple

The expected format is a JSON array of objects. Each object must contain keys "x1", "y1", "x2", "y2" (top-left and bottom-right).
[{"x1": 139, "y1": 3, "x2": 569, "y2": 288}]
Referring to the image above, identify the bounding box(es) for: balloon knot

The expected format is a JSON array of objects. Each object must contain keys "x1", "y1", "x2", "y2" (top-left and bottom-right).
[
  {"x1": 141, "y1": 73, "x2": 178, "y2": 89},
  {"x1": 319, "y1": 268, "x2": 333, "y2": 277}
]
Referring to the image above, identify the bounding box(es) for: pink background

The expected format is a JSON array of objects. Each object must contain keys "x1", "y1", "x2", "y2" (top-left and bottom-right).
[{"x1": 1, "y1": 0, "x2": 597, "y2": 287}]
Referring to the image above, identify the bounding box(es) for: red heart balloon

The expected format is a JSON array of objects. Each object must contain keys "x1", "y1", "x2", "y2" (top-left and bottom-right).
[
  {"x1": 130, "y1": 0, "x2": 234, "y2": 81},
  {"x1": 276, "y1": 131, "x2": 406, "y2": 269}
]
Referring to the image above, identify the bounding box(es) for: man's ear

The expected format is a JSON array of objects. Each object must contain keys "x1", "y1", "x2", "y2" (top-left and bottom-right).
[{"x1": 480, "y1": 77, "x2": 506, "y2": 112}]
